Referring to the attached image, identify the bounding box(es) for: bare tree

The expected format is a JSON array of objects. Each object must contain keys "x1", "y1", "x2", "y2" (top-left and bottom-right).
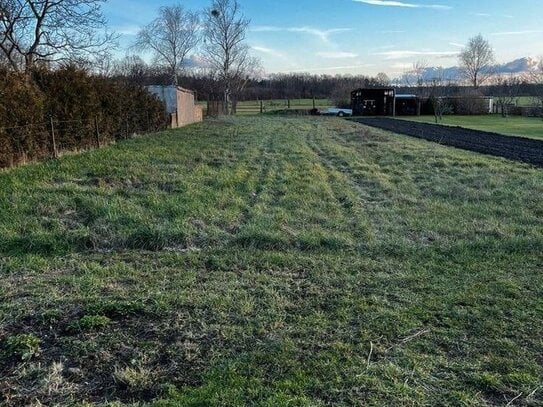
[
  {"x1": 112, "y1": 54, "x2": 149, "y2": 82},
  {"x1": 202, "y1": 0, "x2": 259, "y2": 115},
  {"x1": 0, "y1": 0, "x2": 115, "y2": 75},
  {"x1": 459, "y1": 34, "x2": 495, "y2": 88},
  {"x1": 428, "y1": 67, "x2": 452, "y2": 123},
  {"x1": 375, "y1": 72, "x2": 390, "y2": 87},
  {"x1": 529, "y1": 58, "x2": 543, "y2": 117},
  {"x1": 401, "y1": 60, "x2": 429, "y2": 96},
  {"x1": 493, "y1": 74, "x2": 520, "y2": 117},
  {"x1": 134, "y1": 4, "x2": 200, "y2": 86}
]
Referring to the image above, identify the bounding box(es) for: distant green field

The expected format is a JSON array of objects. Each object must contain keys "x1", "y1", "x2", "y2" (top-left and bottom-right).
[
  {"x1": 403, "y1": 115, "x2": 543, "y2": 139},
  {"x1": 236, "y1": 98, "x2": 332, "y2": 115},
  {"x1": 514, "y1": 96, "x2": 539, "y2": 107}
]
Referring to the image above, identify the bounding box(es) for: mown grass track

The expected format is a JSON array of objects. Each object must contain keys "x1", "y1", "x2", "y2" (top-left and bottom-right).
[{"x1": 1, "y1": 116, "x2": 542, "y2": 406}]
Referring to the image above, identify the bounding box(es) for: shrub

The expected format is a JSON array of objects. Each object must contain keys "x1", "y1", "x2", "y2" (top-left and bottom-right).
[
  {"x1": 0, "y1": 66, "x2": 167, "y2": 168},
  {"x1": 70, "y1": 315, "x2": 111, "y2": 331},
  {"x1": 3, "y1": 334, "x2": 41, "y2": 360},
  {"x1": 0, "y1": 71, "x2": 46, "y2": 167}
]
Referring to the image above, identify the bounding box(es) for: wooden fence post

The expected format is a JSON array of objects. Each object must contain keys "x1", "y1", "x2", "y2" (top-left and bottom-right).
[
  {"x1": 260, "y1": 100, "x2": 263, "y2": 114},
  {"x1": 313, "y1": 97, "x2": 316, "y2": 109},
  {"x1": 50, "y1": 117, "x2": 58, "y2": 158},
  {"x1": 94, "y1": 117, "x2": 100, "y2": 148},
  {"x1": 287, "y1": 99, "x2": 291, "y2": 109}
]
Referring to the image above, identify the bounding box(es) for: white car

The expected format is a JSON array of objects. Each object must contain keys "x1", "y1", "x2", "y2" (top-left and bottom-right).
[{"x1": 323, "y1": 107, "x2": 353, "y2": 117}]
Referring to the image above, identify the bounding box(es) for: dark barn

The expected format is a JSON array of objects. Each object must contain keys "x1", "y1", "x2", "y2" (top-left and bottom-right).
[
  {"x1": 395, "y1": 94, "x2": 420, "y2": 116},
  {"x1": 351, "y1": 88, "x2": 395, "y2": 116},
  {"x1": 351, "y1": 88, "x2": 421, "y2": 116}
]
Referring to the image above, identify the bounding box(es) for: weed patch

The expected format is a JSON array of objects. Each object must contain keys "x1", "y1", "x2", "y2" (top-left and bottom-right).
[{"x1": 2, "y1": 334, "x2": 41, "y2": 361}]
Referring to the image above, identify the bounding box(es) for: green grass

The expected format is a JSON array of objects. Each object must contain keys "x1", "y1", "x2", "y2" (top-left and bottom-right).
[
  {"x1": 513, "y1": 96, "x2": 539, "y2": 107},
  {"x1": 1, "y1": 116, "x2": 542, "y2": 406},
  {"x1": 236, "y1": 99, "x2": 332, "y2": 115},
  {"x1": 403, "y1": 114, "x2": 543, "y2": 139}
]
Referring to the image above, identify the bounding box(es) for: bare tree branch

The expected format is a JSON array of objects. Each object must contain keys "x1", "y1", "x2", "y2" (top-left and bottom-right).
[
  {"x1": 0, "y1": 0, "x2": 116, "y2": 75},
  {"x1": 427, "y1": 67, "x2": 452, "y2": 123},
  {"x1": 202, "y1": 0, "x2": 260, "y2": 115},
  {"x1": 493, "y1": 74, "x2": 520, "y2": 117},
  {"x1": 459, "y1": 34, "x2": 495, "y2": 88},
  {"x1": 133, "y1": 4, "x2": 200, "y2": 86},
  {"x1": 528, "y1": 58, "x2": 543, "y2": 118}
]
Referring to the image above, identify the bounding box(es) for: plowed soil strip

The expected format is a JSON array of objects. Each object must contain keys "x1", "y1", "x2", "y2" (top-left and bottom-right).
[{"x1": 351, "y1": 118, "x2": 543, "y2": 167}]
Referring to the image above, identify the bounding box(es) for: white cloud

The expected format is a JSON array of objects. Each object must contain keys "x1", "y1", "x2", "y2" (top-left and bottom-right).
[
  {"x1": 317, "y1": 51, "x2": 358, "y2": 58},
  {"x1": 283, "y1": 64, "x2": 375, "y2": 73},
  {"x1": 251, "y1": 26, "x2": 351, "y2": 43},
  {"x1": 449, "y1": 42, "x2": 464, "y2": 48},
  {"x1": 353, "y1": 0, "x2": 451, "y2": 10},
  {"x1": 251, "y1": 26, "x2": 283, "y2": 32},
  {"x1": 114, "y1": 24, "x2": 140, "y2": 36},
  {"x1": 491, "y1": 30, "x2": 543, "y2": 36},
  {"x1": 251, "y1": 46, "x2": 285, "y2": 59},
  {"x1": 375, "y1": 50, "x2": 460, "y2": 60},
  {"x1": 389, "y1": 62, "x2": 413, "y2": 70}
]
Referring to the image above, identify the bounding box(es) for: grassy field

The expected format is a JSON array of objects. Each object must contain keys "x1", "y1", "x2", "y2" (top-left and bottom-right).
[
  {"x1": 514, "y1": 96, "x2": 540, "y2": 107},
  {"x1": 236, "y1": 99, "x2": 332, "y2": 115},
  {"x1": 1, "y1": 116, "x2": 542, "y2": 406},
  {"x1": 403, "y1": 115, "x2": 543, "y2": 139}
]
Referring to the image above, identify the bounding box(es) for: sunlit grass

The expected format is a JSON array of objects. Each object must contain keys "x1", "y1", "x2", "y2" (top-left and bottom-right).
[
  {"x1": 403, "y1": 114, "x2": 543, "y2": 139},
  {"x1": 1, "y1": 116, "x2": 542, "y2": 406}
]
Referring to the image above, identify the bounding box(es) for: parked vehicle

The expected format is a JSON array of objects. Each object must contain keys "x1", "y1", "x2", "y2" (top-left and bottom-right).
[{"x1": 321, "y1": 107, "x2": 353, "y2": 117}]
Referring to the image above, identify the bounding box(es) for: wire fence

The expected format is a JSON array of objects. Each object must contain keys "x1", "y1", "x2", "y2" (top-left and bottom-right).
[
  {"x1": 0, "y1": 113, "x2": 166, "y2": 169},
  {"x1": 235, "y1": 98, "x2": 332, "y2": 115}
]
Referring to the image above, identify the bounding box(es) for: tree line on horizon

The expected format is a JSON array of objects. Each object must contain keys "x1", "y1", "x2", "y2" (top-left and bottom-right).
[{"x1": 1, "y1": 0, "x2": 542, "y2": 114}]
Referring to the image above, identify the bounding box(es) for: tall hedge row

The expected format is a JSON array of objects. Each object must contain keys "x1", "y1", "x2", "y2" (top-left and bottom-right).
[{"x1": 0, "y1": 67, "x2": 167, "y2": 168}]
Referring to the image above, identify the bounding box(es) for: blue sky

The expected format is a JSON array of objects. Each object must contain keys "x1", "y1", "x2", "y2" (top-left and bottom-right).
[{"x1": 103, "y1": 0, "x2": 543, "y2": 76}]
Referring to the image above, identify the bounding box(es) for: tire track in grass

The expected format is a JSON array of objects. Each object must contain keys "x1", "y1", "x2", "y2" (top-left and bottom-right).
[
  {"x1": 228, "y1": 120, "x2": 286, "y2": 247},
  {"x1": 304, "y1": 121, "x2": 405, "y2": 246},
  {"x1": 303, "y1": 127, "x2": 374, "y2": 246},
  {"x1": 233, "y1": 119, "x2": 343, "y2": 251}
]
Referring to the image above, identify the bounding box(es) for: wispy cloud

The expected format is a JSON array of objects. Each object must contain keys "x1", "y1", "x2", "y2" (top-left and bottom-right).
[
  {"x1": 353, "y1": 0, "x2": 451, "y2": 10},
  {"x1": 251, "y1": 26, "x2": 351, "y2": 43},
  {"x1": 374, "y1": 45, "x2": 398, "y2": 50},
  {"x1": 251, "y1": 46, "x2": 285, "y2": 59},
  {"x1": 283, "y1": 64, "x2": 375, "y2": 73},
  {"x1": 114, "y1": 24, "x2": 140, "y2": 36},
  {"x1": 389, "y1": 62, "x2": 414, "y2": 71},
  {"x1": 251, "y1": 26, "x2": 284, "y2": 32},
  {"x1": 449, "y1": 42, "x2": 464, "y2": 48},
  {"x1": 472, "y1": 12, "x2": 515, "y2": 19},
  {"x1": 289, "y1": 27, "x2": 351, "y2": 42},
  {"x1": 491, "y1": 30, "x2": 543, "y2": 36},
  {"x1": 317, "y1": 51, "x2": 358, "y2": 58},
  {"x1": 375, "y1": 50, "x2": 460, "y2": 60}
]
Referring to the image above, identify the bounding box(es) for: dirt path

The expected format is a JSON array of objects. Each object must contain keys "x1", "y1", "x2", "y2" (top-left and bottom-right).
[{"x1": 351, "y1": 118, "x2": 543, "y2": 167}]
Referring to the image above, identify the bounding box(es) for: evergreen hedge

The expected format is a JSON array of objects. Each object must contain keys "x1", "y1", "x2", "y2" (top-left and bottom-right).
[{"x1": 0, "y1": 67, "x2": 167, "y2": 168}]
